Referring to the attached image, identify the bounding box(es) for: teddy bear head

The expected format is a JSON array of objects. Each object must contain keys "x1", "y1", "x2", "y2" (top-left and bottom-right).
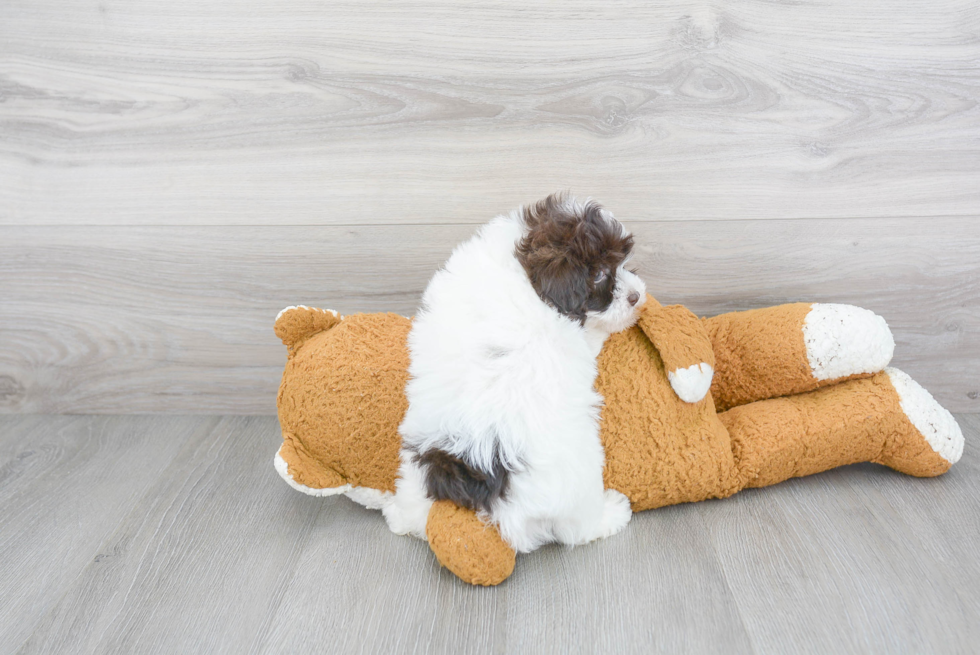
[{"x1": 276, "y1": 312, "x2": 413, "y2": 494}]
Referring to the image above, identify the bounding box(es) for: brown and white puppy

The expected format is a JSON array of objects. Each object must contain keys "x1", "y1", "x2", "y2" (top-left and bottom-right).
[{"x1": 383, "y1": 193, "x2": 646, "y2": 553}]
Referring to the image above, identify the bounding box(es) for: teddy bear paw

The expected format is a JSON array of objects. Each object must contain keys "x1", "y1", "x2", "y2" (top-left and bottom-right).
[
  {"x1": 886, "y1": 367, "x2": 964, "y2": 465},
  {"x1": 668, "y1": 362, "x2": 714, "y2": 403},
  {"x1": 803, "y1": 304, "x2": 894, "y2": 380}
]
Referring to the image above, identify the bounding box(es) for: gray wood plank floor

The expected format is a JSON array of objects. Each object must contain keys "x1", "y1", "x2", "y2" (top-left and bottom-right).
[{"x1": 2, "y1": 414, "x2": 977, "y2": 654}]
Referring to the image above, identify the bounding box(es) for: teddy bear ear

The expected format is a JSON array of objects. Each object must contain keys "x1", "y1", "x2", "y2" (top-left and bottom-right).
[{"x1": 274, "y1": 305, "x2": 342, "y2": 355}]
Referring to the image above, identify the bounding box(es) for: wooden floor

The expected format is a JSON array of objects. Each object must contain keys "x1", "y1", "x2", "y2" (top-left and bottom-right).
[{"x1": 2, "y1": 414, "x2": 977, "y2": 654}]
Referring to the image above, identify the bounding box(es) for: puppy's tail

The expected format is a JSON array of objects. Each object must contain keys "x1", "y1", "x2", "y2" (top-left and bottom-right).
[
  {"x1": 414, "y1": 447, "x2": 510, "y2": 514},
  {"x1": 274, "y1": 305, "x2": 342, "y2": 357}
]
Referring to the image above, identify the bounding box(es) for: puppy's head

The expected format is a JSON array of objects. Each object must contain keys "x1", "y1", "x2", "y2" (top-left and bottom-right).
[{"x1": 515, "y1": 193, "x2": 646, "y2": 332}]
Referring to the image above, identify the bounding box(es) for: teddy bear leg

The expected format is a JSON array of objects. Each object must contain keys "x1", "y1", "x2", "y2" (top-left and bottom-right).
[
  {"x1": 705, "y1": 303, "x2": 894, "y2": 411},
  {"x1": 719, "y1": 369, "x2": 962, "y2": 492},
  {"x1": 425, "y1": 500, "x2": 517, "y2": 586},
  {"x1": 875, "y1": 368, "x2": 964, "y2": 474}
]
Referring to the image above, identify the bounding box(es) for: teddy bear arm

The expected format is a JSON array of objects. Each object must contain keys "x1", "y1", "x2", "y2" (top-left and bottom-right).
[
  {"x1": 703, "y1": 303, "x2": 895, "y2": 411},
  {"x1": 425, "y1": 500, "x2": 516, "y2": 586},
  {"x1": 638, "y1": 304, "x2": 715, "y2": 403}
]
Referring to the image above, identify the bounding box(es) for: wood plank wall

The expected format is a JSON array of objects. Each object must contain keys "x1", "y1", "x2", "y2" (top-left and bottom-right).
[{"x1": 1, "y1": 1, "x2": 978, "y2": 414}]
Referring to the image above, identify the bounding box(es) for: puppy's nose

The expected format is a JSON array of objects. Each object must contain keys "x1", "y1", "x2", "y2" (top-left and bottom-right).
[{"x1": 627, "y1": 291, "x2": 640, "y2": 306}]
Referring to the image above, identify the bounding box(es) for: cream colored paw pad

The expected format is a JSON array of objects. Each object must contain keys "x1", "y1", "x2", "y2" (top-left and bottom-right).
[
  {"x1": 668, "y1": 362, "x2": 714, "y2": 403},
  {"x1": 886, "y1": 368, "x2": 964, "y2": 465},
  {"x1": 803, "y1": 304, "x2": 894, "y2": 380}
]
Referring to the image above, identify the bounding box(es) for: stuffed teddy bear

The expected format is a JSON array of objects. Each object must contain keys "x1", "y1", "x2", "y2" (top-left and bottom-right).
[{"x1": 272, "y1": 297, "x2": 963, "y2": 586}]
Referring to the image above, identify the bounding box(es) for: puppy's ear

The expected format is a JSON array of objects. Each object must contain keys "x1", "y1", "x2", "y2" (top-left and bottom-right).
[
  {"x1": 516, "y1": 195, "x2": 595, "y2": 323},
  {"x1": 530, "y1": 254, "x2": 591, "y2": 324}
]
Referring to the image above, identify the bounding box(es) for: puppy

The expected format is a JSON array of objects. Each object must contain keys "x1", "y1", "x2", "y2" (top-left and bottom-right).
[{"x1": 382, "y1": 193, "x2": 646, "y2": 553}]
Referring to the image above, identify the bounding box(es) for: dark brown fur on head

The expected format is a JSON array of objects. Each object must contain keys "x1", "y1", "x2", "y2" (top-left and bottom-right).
[{"x1": 515, "y1": 193, "x2": 634, "y2": 324}]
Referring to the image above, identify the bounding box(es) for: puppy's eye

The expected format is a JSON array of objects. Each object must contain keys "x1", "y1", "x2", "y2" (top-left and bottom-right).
[{"x1": 594, "y1": 270, "x2": 607, "y2": 284}]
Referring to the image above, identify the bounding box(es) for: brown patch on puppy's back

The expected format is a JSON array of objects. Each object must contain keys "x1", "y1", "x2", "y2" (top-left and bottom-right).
[{"x1": 415, "y1": 447, "x2": 510, "y2": 513}]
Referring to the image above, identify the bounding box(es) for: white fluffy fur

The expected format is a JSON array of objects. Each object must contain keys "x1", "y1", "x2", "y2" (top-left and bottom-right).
[
  {"x1": 668, "y1": 362, "x2": 714, "y2": 403},
  {"x1": 383, "y1": 450, "x2": 435, "y2": 536},
  {"x1": 383, "y1": 204, "x2": 646, "y2": 553},
  {"x1": 803, "y1": 304, "x2": 894, "y2": 380},
  {"x1": 886, "y1": 367, "x2": 964, "y2": 465},
  {"x1": 345, "y1": 486, "x2": 394, "y2": 511}
]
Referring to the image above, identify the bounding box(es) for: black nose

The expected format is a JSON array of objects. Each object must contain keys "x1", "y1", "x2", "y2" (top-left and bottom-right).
[{"x1": 627, "y1": 292, "x2": 640, "y2": 306}]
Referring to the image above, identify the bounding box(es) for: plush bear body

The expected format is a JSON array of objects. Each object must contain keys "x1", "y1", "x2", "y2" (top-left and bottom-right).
[{"x1": 273, "y1": 297, "x2": 963, "y2": 585}]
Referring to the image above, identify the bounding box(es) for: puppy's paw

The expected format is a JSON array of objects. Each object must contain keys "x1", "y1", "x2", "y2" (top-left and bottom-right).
[
  {"x1": 382, "y1": 497, "x2": 431, "y2": 540},
  {"x1": 668, "y1": 362, "x2": 714, "y2": 403},
  {"x1": 596, "y1": 489, "x2": 633, "y2": 540}
]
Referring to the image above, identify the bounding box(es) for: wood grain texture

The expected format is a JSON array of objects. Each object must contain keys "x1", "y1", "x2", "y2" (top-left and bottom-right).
[
  {"x1": 16, "y1": 416, "x2": 322, "y2": 655},
  {"x1": 5, "y1": 414, "x2": 979, "y2": 654},
  {"x1": 1, "y1": 217, "x2": 977, "y2": 414},
  {"x1": 1, "y1": 1, "x2": 979, "y2": 225},
  {"x1": 696, "y1": 417, "x2": 980, "y2": 653},
  {"x1": 502, "y1": 505, "x2": 754, "y2": 654},
  {"x1": 262, "y1": 484, "x2": 510, "y2": 654},
  {"x1": 0, "y1": 415, "x2": 200, "y2": 652}
]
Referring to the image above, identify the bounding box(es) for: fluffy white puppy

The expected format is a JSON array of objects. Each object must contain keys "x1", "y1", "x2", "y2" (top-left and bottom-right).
[{"x1": 382, "y1": 193, "x2": 647, "y2": 553}]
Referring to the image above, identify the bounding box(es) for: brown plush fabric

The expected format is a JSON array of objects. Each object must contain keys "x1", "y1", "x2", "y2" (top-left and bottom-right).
[
  {"x1": 595, "y1": 323, "x2": 736, "y2": 510},
  {"x1": 274, "y1": 297, "x2": 957, "y2": 586},
  {"x1": 704, "y1": 303, "x2": 871, "y2": 411},
  {"x1": 279, "y1": 432, "x2": 347, "y2": 490},
  {"x1": 274, "y1": 307, "x2": 342, "y2": 357},
  {"x1": 720, "y1": 372, "x2": 948, "y2": 489},
  {"x1": 276, "y1": 310, "x2": 409, "y2": 492},
  {"x1": 874, "y1": 376, "x2": 954, "y2": 477},
  {"x1": 426, "y1": 500, "x2": 516, "y2": 586},
  {"x1": 637, "y1": 299, "x2": 716, "y2": 375}
]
